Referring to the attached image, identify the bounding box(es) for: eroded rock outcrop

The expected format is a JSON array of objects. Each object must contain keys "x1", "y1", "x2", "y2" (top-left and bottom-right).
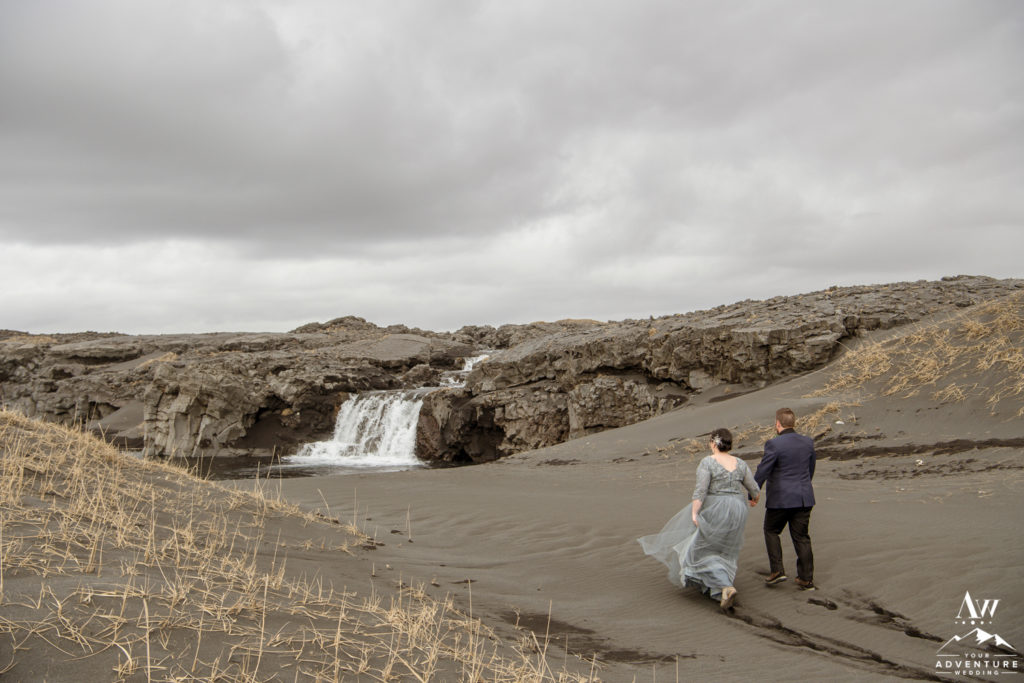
[
  {"x1": 2, "y1": 276, "x2": 1022, "y2": 463},
  {"x1": 416, "y1": 276, "x2": 1024, "y2": 462},
  {"x1": 0, "y1": 321, "x2": 475, "y2": 458}
]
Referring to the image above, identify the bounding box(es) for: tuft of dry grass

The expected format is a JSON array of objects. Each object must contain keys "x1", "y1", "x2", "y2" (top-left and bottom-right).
[
  {"x1": 812, "y1": 291, "x2": 1024, "y2": 416},
  {"x1": 135, "y1": 352, "x2": 180, "y2": 370},
  {"x1": 660, "y1": 401, "x2": 852, "y2": 463},
  {"x1": 0, "y1": 334, "x2": 57, "y2": 346},
  {"x1": 0, "y1": 409, "x2": 599, "y2": 682}
]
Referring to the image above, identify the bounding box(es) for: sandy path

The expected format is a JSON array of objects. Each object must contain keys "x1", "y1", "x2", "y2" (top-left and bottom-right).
[
  {"x1": 275, "y1": 375, "x2": 1024, "y2": 681},
  {"x1": 280, "y1": 450, "x2": 1024, "y2": 679}
]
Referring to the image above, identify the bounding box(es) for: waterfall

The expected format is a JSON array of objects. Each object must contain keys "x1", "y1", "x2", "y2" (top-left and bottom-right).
[
  {"x1": 288, "y1": 390, "x2": 430, "y2": 469},
  {"x1": 440, "y1": 353, "x2": 491, "y2": 387},
  {"x1": 286, "y1": 353, "x2": 491, "y2": 472}
]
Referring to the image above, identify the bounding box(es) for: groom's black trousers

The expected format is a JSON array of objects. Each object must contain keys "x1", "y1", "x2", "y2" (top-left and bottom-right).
[{"x1": 763, "y1": 507, "x2": 814, "y2": 581}]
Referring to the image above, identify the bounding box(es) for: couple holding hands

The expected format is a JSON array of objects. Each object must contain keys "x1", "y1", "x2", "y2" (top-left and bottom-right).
[{"x1": 638, "y1": 407, "x2": 816, "y2": 610}]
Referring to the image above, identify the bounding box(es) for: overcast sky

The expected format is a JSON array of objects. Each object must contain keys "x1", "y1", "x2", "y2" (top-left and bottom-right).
[{"x1": 1, "y1": 1, "x2": 1021, "y2": 334}]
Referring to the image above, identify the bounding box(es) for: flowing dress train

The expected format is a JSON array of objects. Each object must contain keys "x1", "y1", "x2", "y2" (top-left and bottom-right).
[{"x1": 638, "y1": 456, "x2": 760, "y2": 599}]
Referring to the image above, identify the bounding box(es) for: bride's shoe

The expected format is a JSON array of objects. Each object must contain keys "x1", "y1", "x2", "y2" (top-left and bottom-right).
[{"x1": 719, "y1": 586, "x2": 737, "y2": 610}]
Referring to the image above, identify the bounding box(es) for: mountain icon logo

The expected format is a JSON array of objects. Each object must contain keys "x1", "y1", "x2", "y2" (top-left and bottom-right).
[{"x1": 937, "y1": 627, "x2": 1016, "y2": 655}]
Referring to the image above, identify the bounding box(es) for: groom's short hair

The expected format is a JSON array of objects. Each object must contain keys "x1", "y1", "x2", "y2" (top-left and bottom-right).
[{"x1": 776, "y1": 408, "x2": 796, "y2": 428}]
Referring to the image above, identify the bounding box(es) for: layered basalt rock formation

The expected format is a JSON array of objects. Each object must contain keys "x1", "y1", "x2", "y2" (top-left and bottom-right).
[
  {"x1": 0, "y1": 323, "x2": 474, "y2": 458},
  {"x1": 2, "y1": 276, "x2": 1021, "y2": 463},
  {"x1": 416, "y1": 276, "x2": 1024, "y2": 462}
]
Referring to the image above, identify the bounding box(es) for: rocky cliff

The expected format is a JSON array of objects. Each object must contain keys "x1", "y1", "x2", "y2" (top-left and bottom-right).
[
  {"x1": 2, "y1": 276, "x2": 1021, "y2": 463},
  {"x1": 416, "y1": 276, "x2": 1024, "y2": 462},
  {"x1": 0, "y1": 321, "x2": 476, "y2": 458}
]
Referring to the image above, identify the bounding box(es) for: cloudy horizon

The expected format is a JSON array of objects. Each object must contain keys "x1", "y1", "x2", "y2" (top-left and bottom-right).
[{"x1": 2, "y1": 1, "x2": 1021, "y2": 335}]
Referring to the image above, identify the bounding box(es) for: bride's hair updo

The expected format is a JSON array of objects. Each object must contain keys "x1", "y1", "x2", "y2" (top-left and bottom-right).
[{"x1": 710, "y1": 428, "x2": 733, "y2": 452}]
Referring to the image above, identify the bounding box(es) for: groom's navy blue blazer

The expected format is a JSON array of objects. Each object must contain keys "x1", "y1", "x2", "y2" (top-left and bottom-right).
[{"x1": 754, "y1": 428, "x2": 816, "y2": 509}]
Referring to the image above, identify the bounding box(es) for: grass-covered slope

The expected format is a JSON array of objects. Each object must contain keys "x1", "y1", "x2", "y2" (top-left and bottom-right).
[{"x1": 0, "y1": 410, "x2": 593, "y2": 682}]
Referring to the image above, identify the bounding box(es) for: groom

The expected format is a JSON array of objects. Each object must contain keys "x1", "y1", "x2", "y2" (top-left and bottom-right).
[{"x1": 753, "y1": 407, "x2": 816, "y2": 590}]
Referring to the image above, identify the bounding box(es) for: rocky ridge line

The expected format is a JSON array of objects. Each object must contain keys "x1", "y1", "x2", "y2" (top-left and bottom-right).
[
  {"x1": 1, "y1": 276, "x2": 1020, "y2": 463},
  {"x1": 417, "y1": 276, "x2": 1024, "y2": 462}
]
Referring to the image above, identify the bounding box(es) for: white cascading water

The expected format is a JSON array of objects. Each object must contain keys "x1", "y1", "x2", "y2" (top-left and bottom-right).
[
  {"x1": 286, "y1": 354, "x2": 490, "y2": 471},
  {"x1": 441, "y1": 353, "x2": 491, "y2": 387}
]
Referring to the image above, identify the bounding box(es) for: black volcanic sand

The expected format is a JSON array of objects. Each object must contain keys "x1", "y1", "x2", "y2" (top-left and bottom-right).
[
  {"x1": 269, "y1": 351, "x2": 1024, "y2": 681},
  {"x1": 5, "y1": 300, "x2": 1022, "y2": 681}
]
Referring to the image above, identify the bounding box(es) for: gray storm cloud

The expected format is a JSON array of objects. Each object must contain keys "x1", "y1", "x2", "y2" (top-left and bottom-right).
[{"x1": 0, "y1": 0, "x2": 1021, "y2": 333}]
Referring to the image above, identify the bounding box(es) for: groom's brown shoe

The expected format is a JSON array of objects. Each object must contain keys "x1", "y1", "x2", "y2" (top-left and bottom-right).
[
  {"x1": 764, "y1": 571, "x2": 787, "y2": 585},
  {"x1": 795, "y1": 578, "x2": 816, "y2": 591}
]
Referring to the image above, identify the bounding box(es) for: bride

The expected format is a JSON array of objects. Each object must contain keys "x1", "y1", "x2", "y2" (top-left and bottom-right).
[{"x1": 638, "y1": 427, "x2": 760, "y2": 610}]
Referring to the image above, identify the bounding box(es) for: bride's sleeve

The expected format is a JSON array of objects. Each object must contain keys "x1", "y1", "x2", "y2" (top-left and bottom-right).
[
  {"x1": 692, "y1": 458, "x2": 711, "y2": 502},
  {"x1": 741, "y1": 461, "x2": 760, "y2": 498}
]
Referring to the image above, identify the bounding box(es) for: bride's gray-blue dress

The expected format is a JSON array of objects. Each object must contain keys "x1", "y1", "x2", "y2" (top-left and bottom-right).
[{"x1": 638, "y1": 456, "x2": 760, "y2": 599}]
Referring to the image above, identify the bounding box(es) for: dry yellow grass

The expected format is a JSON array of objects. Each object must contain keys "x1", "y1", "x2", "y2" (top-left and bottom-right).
[
  {"x1": 0, "y1": 334, "x2": 57, "y2": 345},
  {"x1": 0, "y1": 409, "x2": 598, "y2": 682},
  {"x1": 135, "y1": 352, "x2": 180, "y2": 370},
  {"x1": 656, "y1": 401, "x2": 851, "y2": 463},
  {"x1": 813, "y1": 291, "x2": 1024, "y2": 415}
]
